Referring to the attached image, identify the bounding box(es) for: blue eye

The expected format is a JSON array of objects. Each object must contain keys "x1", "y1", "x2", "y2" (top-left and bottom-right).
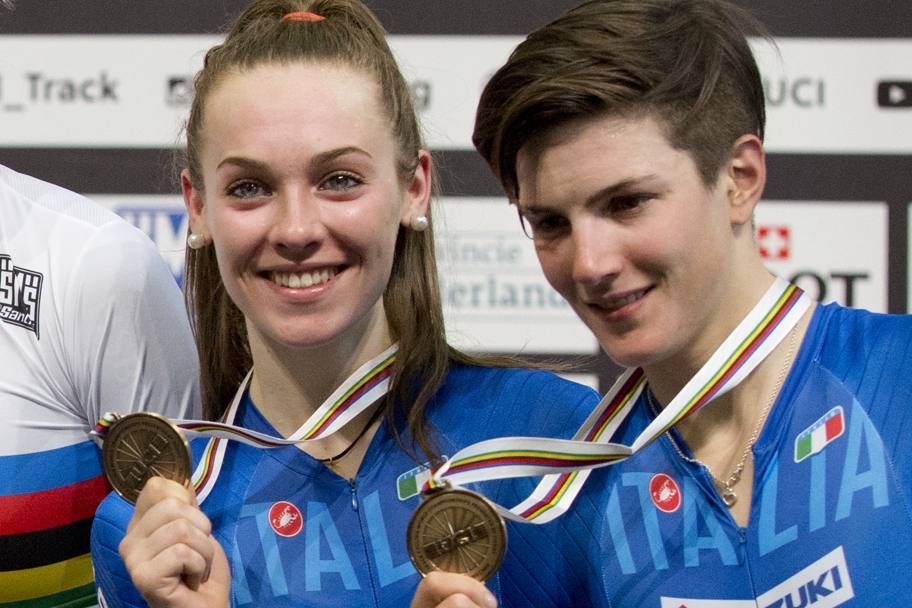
[
  {"x1": 228, "y1": 181, "x2": 269, "y2": 199},
  {"x1": 320, "y1": 173, "x2": 363, "y2": 192}
]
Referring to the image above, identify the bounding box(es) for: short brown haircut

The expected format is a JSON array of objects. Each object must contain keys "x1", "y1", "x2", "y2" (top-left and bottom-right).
[{"x1": 473, "y1": 0, "x2": 769, "y2": 199}]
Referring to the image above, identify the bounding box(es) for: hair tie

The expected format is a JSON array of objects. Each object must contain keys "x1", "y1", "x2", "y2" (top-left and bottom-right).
[{"x1": 281, "y1": 11, "x2": 325, "y2": 22}]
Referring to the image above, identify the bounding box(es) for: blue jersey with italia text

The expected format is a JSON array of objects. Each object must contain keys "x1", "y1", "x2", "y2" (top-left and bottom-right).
[
  {"x1": 90, "y1": 364, "x2": 599, "y2": 607},
  {"x1": 498, "y1": 303, "x2": 912, "y2": 607}
]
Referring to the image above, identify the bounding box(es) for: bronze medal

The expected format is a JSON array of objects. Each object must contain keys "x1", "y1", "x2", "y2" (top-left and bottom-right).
[
  {"x1": 406, "y1": 488, "x2": 507, "y2": 582},
  {"x1": 101, "y1": 412, "x2": 192, "y2": 505}
]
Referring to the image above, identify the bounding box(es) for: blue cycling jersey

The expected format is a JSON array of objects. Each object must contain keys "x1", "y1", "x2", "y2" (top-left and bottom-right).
[
  {"x1": 91, "y1": 364, "x2": 599, "y2": 608},
  {"x1": 499, "y1": 303, "x2": 912, "y2": 607}
]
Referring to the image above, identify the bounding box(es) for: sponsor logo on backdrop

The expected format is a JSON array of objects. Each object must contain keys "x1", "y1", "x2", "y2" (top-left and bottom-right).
[
  {"x1": 757, "y1": 225, "x2": 790, "y2": 260},
  {"x1": 90, "y1": 197, "x2": 189, "y2": 283},
  {"x1": 756, "y1": 202, "x2": 886, "y2": 312},
  {"x1": 1, "y1": 70, "x2": 120, "y2": 111},
  {"x1": 0, "y1": 35, "x2": 218, "y2": 146},
  {"x1": 409, "y1": 79, "x2": 431, "y2": 113},
  {"x1": 764, "y1": 75, "x2": 826, "y2": 109},
  {"x1": 752, "y1": 39, "x2": 912, "y2": 153},
  {"x1": 438, "y1": 232, "x2": 569, "y2": 312},
  {"x1": 116, "y1": 206, "x2": 188, "y2": 283},
  {"x1": 0, "y1": 74, "x2": 23, "y2": 112},
  {"x1": 26, "y1": 70, "x2": 119, "y2": 103},
  {"x1": 166, "y1": 75, "x2": 194, "y2": 107},
  {"x1": 0, "y1": 255, "x2": 42, "y2": 338},
  {"x1": 436, "y1": 198, "x2": 596, "y2": 354},
  {"x1": 877, "y1": 80, "x2": 912, "y2": 108},
  {"x1": 660, "y1": 547, "x2": 854, "y2": 608}
]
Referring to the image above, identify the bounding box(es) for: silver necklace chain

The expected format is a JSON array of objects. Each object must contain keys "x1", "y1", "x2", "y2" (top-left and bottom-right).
[{"x1": 645, "y1": 327, "x2": 798, "y2": 508}]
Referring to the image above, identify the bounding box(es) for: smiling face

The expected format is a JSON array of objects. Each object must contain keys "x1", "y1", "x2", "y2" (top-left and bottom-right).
[
  {"x1": 183, "y1": 61, "x2": 428, "y2": 355},
  {"x1": 515, "y1": 113, "x2": 762, "y2": 372}
]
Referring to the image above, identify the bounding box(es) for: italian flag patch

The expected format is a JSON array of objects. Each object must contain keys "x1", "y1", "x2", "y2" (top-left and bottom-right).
[
  {"x1": 794, "y1": 406, "x2": 845, "y2": 463},
  {"x1": 396, "y1": 459, "x2": 442, "y2": 501}
]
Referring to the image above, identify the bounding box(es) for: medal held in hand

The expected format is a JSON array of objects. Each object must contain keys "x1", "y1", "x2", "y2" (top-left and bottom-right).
[
  {"x1": 101, "y1": 412, "x2": 192, "y2": 504},
  {"x1": 406, "y1": 486, "x2": 507, "y2": 582}
]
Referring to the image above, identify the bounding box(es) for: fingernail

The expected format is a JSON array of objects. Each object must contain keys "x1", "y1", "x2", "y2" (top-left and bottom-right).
[{"x1": 483, "y1": 589, "x2": 497, "y2": 608}]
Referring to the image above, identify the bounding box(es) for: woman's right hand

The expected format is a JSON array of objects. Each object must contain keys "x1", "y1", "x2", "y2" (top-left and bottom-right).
[
  {"x1": 410, "y1": 571, "x2": 498, "y2": 608},
  {"x1": 118, "y1": 477, "x2": 231, "y2": 608}
]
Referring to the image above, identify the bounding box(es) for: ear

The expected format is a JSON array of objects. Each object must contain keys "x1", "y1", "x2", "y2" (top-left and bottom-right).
[
  {"x1": 725, "y1": 134, "x2": 766, "y2": 226},
  {"x1": 400, "y1": 150, "x2": 432, "y2": 227},
  {"x1": 181, "y1": 169, "x2": 209, "y2": 237}
]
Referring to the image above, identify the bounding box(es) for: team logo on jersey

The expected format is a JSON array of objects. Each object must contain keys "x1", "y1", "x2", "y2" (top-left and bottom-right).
[
  {"x1": 650, "y1": 473, "x2": 682, "y2": 513},
  {"x1": 397, "y1": 458, "x2": 445, "y2": 501},
  {"x1": 794, "y1": 406, "x2": 845, "y2": 463},
  {"x1": 268, "y1": 501, "x2": 303, "y2": 537},
  {"x1": 756, "y1": 546, "x2": 854, "y2": 608},
  {"x1": 660, "y1": 547, "x2": 854, "y2": 608},
  {"x1": 0, "y1": 254, "x2": 43, "y2": 339}
]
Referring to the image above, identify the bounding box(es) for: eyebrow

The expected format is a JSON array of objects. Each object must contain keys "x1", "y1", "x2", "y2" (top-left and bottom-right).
[
  {"x1": 216, "y1": 146, "x2": 373, "y2": 173},
  {"x1": 519, "y1": 174, "x2": 661, "y2": 214}
]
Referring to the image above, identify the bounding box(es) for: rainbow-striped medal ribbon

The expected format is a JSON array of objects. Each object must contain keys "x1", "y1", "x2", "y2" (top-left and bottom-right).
[
  {"x1": 425, "y1": 277, "x2": 810, "y2": 524},
  {"x1": 94, "y1": 343, "x2": 397, "y2": 503}
]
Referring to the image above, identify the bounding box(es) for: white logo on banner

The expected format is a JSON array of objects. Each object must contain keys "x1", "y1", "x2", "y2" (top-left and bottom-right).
[
  {"x1": 755, "y1": 201, "x2": 887, "y2": 312},
  {"x1": 1, "y1": 36, "x2": 910, "y2": 152},
  {"x1": 753, "y1": 39, "x2": 912, "y2": 154},
  {"x1": 0, "y1": 35, "x2": 219, "y2": 147}
]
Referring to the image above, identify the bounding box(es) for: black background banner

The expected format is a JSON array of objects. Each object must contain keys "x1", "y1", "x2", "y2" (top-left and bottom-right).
[{"x1": 0, "y1": 1, "x2": 909, "y2": 37}]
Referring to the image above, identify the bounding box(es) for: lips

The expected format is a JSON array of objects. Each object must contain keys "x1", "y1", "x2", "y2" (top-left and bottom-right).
[
  {"x1": 269, "y1": 267, "x2": 337, "y2": 288},
  {"x1": 590, "y1": 287, "x2": 650, "y2": 313}
]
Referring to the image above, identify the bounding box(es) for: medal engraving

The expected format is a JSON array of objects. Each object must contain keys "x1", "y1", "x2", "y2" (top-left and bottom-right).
[
  {"x1": 102, "y1": 412, "x2": 191, "y2": 504},
  {"x1": 407, "y1": 488, "x2": 506, "y2": 582}
]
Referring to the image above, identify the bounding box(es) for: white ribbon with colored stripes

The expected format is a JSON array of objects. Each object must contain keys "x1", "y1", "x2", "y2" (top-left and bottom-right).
[
  {"x1": 427, "y1": 277, "x2": 811, "y2": 524},
  {"x1": 94, "y1": 344, "x2": 397, "y2": 503}
]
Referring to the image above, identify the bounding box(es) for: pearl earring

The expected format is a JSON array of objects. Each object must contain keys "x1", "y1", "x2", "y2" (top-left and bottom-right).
[
  {"x1": 410, "y1": 215, "x2": 429, "y2": 232},
  {"x1": 187, "y1": 233, "x2": 208, "y2": 250}
]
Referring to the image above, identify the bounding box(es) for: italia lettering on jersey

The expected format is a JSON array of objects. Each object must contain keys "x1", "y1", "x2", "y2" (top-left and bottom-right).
[
  {"x1": 0, "y1": 254, "x2": 42, "y2": 338},
  {"x1": 497, "y1": 304, "x2": 912, "y2": 607},
  {"x1": 598, "y1": 398, "x2": 889, "y2": 580},
  {"x1": 92, "y1": 365, "x2": 603, "y2": 608}
]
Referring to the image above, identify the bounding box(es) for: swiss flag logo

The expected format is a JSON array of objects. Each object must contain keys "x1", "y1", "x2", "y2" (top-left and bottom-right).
[{"x1": 757, "y1": 224, "x2": 791, "y2": 260}]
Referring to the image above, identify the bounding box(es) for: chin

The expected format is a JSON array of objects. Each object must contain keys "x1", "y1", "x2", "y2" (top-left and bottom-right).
[{"x1": 598, "y1": 337, "x2": 660, "y2": 370}]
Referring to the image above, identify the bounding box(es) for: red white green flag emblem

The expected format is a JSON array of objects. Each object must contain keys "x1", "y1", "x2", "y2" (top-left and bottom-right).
[{"x1": 794, "y1": 406, "x2": 845, "y2": 463}]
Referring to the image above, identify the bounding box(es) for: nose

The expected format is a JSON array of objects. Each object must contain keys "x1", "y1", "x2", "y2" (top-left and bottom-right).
[
  {"x1": 271, "y1": 188, "x2": 326, "y2": 258},
  {"x1": 570, "y1": 217, "x2": 623, "y2": 288}
]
